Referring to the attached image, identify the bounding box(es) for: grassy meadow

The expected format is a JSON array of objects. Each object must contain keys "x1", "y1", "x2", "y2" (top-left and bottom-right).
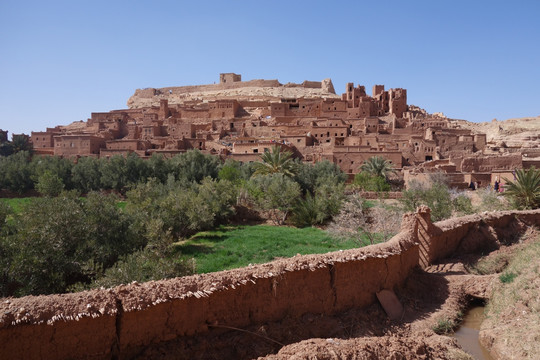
[
  {"x1": 0, "y1": 197, "x2": 35, "y2": 214},
  {"x1": 173, "y1": 225, "x2": 360, "y2": 274}
]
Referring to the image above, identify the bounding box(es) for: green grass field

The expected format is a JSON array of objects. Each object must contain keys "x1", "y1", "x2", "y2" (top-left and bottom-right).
[
  {"x1": 0, "y1": 197, "x2": 127, "y2": 213},
  {"x1": 0, "y1": 197, "x2": 35, "y2": 214},
  {"x1": 173, "y1": 225, "x2": 361, "y2": 274}
]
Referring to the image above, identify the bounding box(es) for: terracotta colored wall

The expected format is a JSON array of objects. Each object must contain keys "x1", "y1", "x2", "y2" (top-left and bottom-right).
[{"x1": 2, "y1": 208, "x2": 540, "y2": 359}]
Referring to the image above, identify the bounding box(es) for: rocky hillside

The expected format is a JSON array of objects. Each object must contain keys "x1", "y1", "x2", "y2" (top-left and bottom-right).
[
  {"x1": 127, "y1": 78, "x2": 339, "y2": 109},
  {"x1": 453, "y1": 116, "x2": 540, "y2": 148}
]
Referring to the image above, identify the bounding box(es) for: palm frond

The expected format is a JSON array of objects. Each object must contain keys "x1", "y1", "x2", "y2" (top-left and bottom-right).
[
  {"x1": 360, "y1": 156, "x2": 395, "y2": 178},
  {"x1": 503, "y1": 167, "x2": 540, "y2": 209},
  {"x1": 252, "y1": 145, "x2": 296, "y2": 177}
]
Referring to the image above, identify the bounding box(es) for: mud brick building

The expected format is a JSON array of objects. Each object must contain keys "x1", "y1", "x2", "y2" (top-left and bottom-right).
[{"x1": 28, "y1": 73, "x2": 525, "y2": 186}]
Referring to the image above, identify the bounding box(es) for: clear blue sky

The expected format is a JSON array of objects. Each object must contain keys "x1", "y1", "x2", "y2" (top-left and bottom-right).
[{"x1": 1, "y1": 0, "x2": 539, "y2": 136}]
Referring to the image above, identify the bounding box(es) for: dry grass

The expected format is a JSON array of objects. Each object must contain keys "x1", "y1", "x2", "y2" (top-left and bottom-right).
[
  {"x1": 482, "y1": 236, "x2": 540, "y2": 359},
  {"x1": 446, "y1": 348, "x2": 474, "y2": 360},
  {"x1": 468, "y1": 252, "x2": 512, "y2": 275}
]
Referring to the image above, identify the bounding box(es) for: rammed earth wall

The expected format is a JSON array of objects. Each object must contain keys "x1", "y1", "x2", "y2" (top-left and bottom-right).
[{"x1": 2, "y1": 208, "x2": 540, "y2": 359}]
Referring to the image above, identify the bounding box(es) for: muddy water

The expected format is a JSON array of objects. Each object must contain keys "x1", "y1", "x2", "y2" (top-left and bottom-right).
[{"x1": 453, "y1": 306, "x2": 494, "y2": 360}]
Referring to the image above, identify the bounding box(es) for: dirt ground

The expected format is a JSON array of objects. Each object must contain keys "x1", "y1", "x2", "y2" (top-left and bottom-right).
[{"x1": 137, "y1": 243, "x2": 522, "y2": 360}]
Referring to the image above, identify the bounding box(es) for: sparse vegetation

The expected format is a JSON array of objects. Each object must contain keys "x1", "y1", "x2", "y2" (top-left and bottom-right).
[
  {"x1": 326, "y1": 194, "x2": 402, "y2": 245},
  {"x1": 475, "y1": 187, "x2": 512, "y2": 212},
  {"x1": 483, "y1": 236, "x2": 540, "y2": 359},
  {"x1": 467, "y1": 252, "x2": 512, "y2": 275},
  {"x1": 433, "y1": 317, "x2": 457, "y2": 335},
  {"x1": 446, "y1": 348, "x2": 474, "y2": 360},
  {"x1": 451, "y1": 192, "x2": 474, "y2": 216},
  {"x1": 432, "y1": 310, "x2": 463, "y2": 335}
]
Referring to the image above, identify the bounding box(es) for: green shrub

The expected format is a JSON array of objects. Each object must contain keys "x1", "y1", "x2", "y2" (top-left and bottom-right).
[
  {"x1": 218, "y1": 159, "x2": 252, "y2": 184},
  {"x1": 169, "y1": 149, "x2": 220, "y2": 183},
  {"x1": 83, "y1": 192, "x2": 145, "y2": 270},
  {"x1": 35, "y1": 170, "x2": 64, "y2": 197},
  {"x1": 294, "y1": 160, "x2": 346, "y2": 195},
  {"x1": 452, "y1": 193, "x2": 474, "y2": 216},
  {"x1": 499, "y1": 271, "x2": 518, "y2": 283},
  {"x1": 290, "y1": 194, "x2": 324, "y2": 227},
  {"x1": 5, "y1": 192, "x2": 90, "y2": 295},
  {"x1": 353, "y1": 172, "x2": 390, "y2": 192},
  {"x1": 1, "y1": 191, "x2": 144, "y2": 297},
  {"x1": 246, "y1": 173, "x2": 301, "y2": 225},
  {"x1": 402, "y1": 180, "x2": 452, "y2": 221},
  {"x1": 290, "y1": 179, "x2": 344, "y2": 228},
  {"x1": 432, "y1": 317, "x2": 456, "y2": 334},
  {"x1": 99, "y1": 153, "x2": 150, "y2": 193},
  {"x1": 0, "y1": 151, "x2": 34, "y2": 193},
  {"x1": 88, "y1": 248, "x2": 195, "y2": 289},
  {"x1": 71, "y1": 156, "x2": 102, "y2": 193},
  {"x1": 126, "y1": 177, "x2": 237, "y2": 239},
  {"x1": 31, "y1": 155, "x2": 73, "y2": 190},
  {"x1": 147, "y1": 153, "x2": 171, "y2": 183}
]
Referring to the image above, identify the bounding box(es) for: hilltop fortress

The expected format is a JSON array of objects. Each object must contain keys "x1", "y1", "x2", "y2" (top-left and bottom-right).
[{"x1": 29, "y1": 73, "x2": 540, "y2": 187}]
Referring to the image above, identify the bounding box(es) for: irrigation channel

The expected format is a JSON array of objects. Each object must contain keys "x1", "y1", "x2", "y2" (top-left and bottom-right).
[{"x1": 452, "y1": 305, "x2": 493, "y2": 360}]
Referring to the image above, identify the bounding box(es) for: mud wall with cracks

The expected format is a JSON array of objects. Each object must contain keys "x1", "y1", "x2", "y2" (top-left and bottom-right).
[{"x1": 1, "y1": 207, "x2": 540, "y2": 360}]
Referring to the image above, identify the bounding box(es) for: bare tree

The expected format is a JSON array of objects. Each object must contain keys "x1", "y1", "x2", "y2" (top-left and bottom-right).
[{"x1": 326, "y1": 194, "x2": 403, "y2": 245}]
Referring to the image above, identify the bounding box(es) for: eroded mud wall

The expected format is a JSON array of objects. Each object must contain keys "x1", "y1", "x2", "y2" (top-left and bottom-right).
[
  {"x1": 2, "y1": 208, "x2": 539, "y2": 360},
  {"x1": 419, "y1": 208, "x2": 540, "y2": 265}
]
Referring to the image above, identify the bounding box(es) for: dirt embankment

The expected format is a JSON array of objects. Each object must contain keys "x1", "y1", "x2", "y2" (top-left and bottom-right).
[{"x1": 479, "y1": 232, "x2": 540, "y2": 359}]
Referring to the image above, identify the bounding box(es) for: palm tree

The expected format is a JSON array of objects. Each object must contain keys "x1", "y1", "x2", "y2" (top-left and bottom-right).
[
  {"x1": 10, "y1": 134, "x2": 33, "y2": 154},
  {"x1": 252, "y1": 145, "x2": 297, "y2": 177},
  {"x1": 503, "y1": 167, "x2": 540, "y2": 209},
  {"x1": 360, "y1": 156, "x2": 396, "y2": 179}
]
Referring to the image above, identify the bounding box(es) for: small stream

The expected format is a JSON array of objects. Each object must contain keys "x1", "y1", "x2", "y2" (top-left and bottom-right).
[{"x1": 452, "y1": 306, "x2": 494, "y2": 360}]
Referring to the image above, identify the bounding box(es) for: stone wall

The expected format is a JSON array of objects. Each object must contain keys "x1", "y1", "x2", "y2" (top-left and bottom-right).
[{"x1": 2, "y1": 208, "x2": 540, "y2": 359}]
